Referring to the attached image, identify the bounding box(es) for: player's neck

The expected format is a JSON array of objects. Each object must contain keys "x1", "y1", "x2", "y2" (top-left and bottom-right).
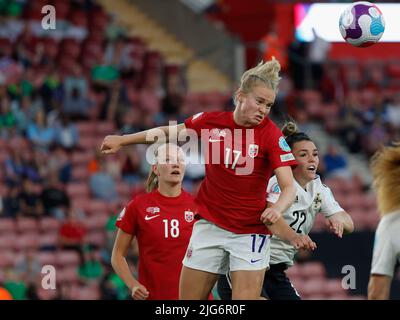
[
  {"x1": 233, "y1": 109, "x2": 248, "y2": 127},
  {"x1": 294, "y1": 173, "x2": 310, "y2": 190},
  {"x1": 157, "y1": 182, "x2": 182, "y2": 197}
]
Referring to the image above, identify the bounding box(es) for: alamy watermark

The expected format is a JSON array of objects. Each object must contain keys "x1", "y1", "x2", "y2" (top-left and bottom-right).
[
  {"x1": 41, "y1": 5, "x2": 56, "y2": 30},
  {"x1": 341, "y1": 265, "x2": 356, "y2": 290}
]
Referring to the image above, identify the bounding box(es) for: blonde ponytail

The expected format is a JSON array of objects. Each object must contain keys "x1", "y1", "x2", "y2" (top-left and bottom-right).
[
  {"x1": 234, "y1": 57, "x2": 281, "y2": 105},
  {"x1": 146, "y1": 170, "x2": 158, "y2": 192}
]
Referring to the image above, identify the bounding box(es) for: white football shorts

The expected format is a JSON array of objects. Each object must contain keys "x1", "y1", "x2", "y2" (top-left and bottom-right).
[{"x1": 182, "y1": 219, "x2": 271, "y2": 274}]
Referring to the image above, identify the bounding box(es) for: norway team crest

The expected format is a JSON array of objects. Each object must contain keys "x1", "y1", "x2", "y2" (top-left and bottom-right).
[
  {"x1": 248, "y1": 144, "x2": 259, "y2": 158},
  {"x1": 184, "y1": 210, "x2": 194, "y2": 222}
]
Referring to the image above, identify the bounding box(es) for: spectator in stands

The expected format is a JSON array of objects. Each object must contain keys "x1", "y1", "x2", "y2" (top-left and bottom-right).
[
  {"x1": 2, "y1": 269, "x2": 27, "y2": 300},
  {"x1": 59, "y1": 207, "x2": 87, "y2": 257},
  {"x1": 139, "y1": 73, "x2": 163, "y2": 115},
  {"x1": 54, "y1": 114, "x2": 79, "y2": 150},
  {"x1": 47, "y1": 146, "x2": 72, "y2": 184},
  {"x1": 1, "y1": 183, "x2": 21, "y2": 217},
  {"x1": 100, "y1": 269, "x2": 129, "y2": 300},
  {"x1": 63, "y1": 64, "x2": 88, "y2": 102},
  {"x1": 368, "y1": 144, "x2": 400, "y2": 300},
  {"x1": 323, "y1": 145, "x2": 350, "y2": 179},
  {"x1": 337, "y1": 91, "x2": 364, "y2": 153},
  {"x1": 120, "y1": 148, "x2": 141, "y2": 186},
  {"x1": 18, "y1": 177, "x2": 44, "y2": 218},
  {"x1": 118, "y1": 108, "x2": 143, "y2": 135},
  {"x1": 40, "y1": 66, "x2": 62, "y2": 114},
  {"x1": 363, "y1": 117, "x2": 390, "y2": 157},
  {"x1": 27, "y1": 109, "x2": 55, "y2": 151},
  {"x1": 0, "y1": 96, "x2": 16, "y2": 138},
  {"x1": 14, "y1": 249, "x2": 41, "y2": 299},
  {"x1": 308, "y1": 28, "x2": 331, "y2": 90},
  {"x1": 5, "y1": 147, "x2": 41, "y2": 184},
  {"x1": 78, "y1": 245, "x2": 104, "y2": 283},
  {"x1": 161, "y1": 74, "x2": 184, "y2": 120},
  {"x1": 89, "y1": 160, "x2": 118, "y2": 201},
  {"x1": 41, "y1": 172, "x2": 70, "y2": 219},
  {"x1": 62, "y1": 87, "x2": 95, "y2": 121}
]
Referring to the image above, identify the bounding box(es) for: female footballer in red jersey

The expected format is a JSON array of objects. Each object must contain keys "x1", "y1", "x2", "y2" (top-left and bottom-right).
[
  {"x1": 102, "y1": 58, "x2": 316, "y2": 300},
  {"x1": 111, "y1": 143, "x2": 198, "y2": 300}
]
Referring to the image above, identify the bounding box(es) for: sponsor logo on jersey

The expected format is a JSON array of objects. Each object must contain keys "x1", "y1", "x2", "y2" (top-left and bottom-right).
[
  {"x1": 209, "y1": 128, "x2": 226, "y2": 142},
  {"x1": 250, "y1": 258, "x2": 262, "y2": 263},
  {"x1": 280, "y1": 153, "x2": 295, "y2": 162},
  {"x1": 271, "y1": 182, "x2": 281, "y2": 194},
  {"x1": 117, "y1": 208, "x2": 126, "y2": 221},
  {"x1": 278, "y1": 136, "x2": 291, "y2": 152},
  {"x1": 248, "y1": 144, "x2": 259, "y2": 158},
  {"x1": 312, "y1": 193, "x2": 322, "y2": 211},
  {"x1": 146, "y1": 207, "x2": 160, "y2": 214},
  {"x1": 144, "y1": 214, "x2": 160, "y2": 221},
  {"x1": 184, "y1": 210, "x2": 194, "y2": 223}
]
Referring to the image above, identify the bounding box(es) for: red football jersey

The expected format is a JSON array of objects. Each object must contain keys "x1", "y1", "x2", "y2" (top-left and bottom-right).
[
  {"x1": 115, "y1": 189, "x2": 198, "y2": 300},
  {"x1": 184, "y1": 111, "x2": 297, "y2": 235}
]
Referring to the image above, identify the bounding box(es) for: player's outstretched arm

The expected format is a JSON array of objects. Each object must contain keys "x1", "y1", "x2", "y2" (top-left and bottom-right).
[
  {"x1": 326, "y1": 211, "x2": 354, "y2": 238},
  {"x1": 111, "y1": 229, "x2": 149, "y2": 300},
  {"x1": 267, "y1": 217, "x2": 317, "y2": 251},
  {"x1": 101, "y1": 123, "x2": 186, "y2": 154}
]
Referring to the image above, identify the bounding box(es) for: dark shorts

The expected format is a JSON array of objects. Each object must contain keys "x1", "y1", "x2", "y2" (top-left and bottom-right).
[{"x1": 217, "y1": 263, "x2": 301, "y2": 300}]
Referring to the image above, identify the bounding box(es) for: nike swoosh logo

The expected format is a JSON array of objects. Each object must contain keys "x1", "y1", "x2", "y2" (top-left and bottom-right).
[
  {"x1": 209, "y1": 138, "x2": 223, "y2": 142},
  {"x1": 251, "y1": 259, "x2": 262, "y2": 263},
  {"x1": 145, "y1": 215, "x2": 160, "y2": 221}
]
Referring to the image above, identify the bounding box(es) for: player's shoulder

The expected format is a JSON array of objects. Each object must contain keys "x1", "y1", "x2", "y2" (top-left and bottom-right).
[
  {"x1": 126, "y1": 192, "x2": 153, "y2": 208},
  {"x1": 378, "y1": 212, "x2": 400, "y2": 233}
]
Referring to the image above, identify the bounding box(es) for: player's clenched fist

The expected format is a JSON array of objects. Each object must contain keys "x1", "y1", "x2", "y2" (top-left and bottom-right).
[
  {"x1": 289, "y1": 234, "x2": 317, "y2": 251},
  {"x1": 131, "y1": 284, "x2": 149, "y2": 300},
  {"x1": 101, "y1": 135, "x2": 123, "y2": 154},
  {"x1": 260, "y1": 208, "x2": 282, "y2": 225}
]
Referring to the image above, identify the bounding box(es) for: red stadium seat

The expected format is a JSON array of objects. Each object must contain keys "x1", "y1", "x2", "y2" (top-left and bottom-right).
[
  {"x1": 0, "y1": 250, "x2": 14, "y2": 268},
  {"x1": 39, "y1": 218, "x2": 61, "y2": 232},
  {"x1": 285, "y1": 264, "x2": 301, "y2": 279},
  {"x1": 0, "y1": 218, "x2": 16, "y2": 233},
  {"x1": 323, "y1": 279, "x2": 346, "y2": 296},
  {"x1": 16, "y1": 217, "x2": 39, "y2": 233},
  {"x1": 0, "y1": 233, "x2": 17, "y2": 250},
  {"x1": 299, "y1": 278, "x2": 327, "y2": 298},
  {"x1": 14, "y1": 233, "x2": 39, "y2": 251},
  {"x1": 37, "y1": 251, "x2": 57, "y2": 266},
  {"x1": 36, "y1": 288, "x2": 58, "y2": 300},
  {"x1": 301, "y1": 262, "x2": 326, "y2": 279},
  {"x1": 56, "y1": 251, "x2": 81, "y2": 266},
  {"x1": 95, "y1": 121, "x2": 116, "y2": 136},
  {"x1": 85, "y1": 231, "x2": 106, "y2": 248},
  {"x1": 38, "y1": 232, "x2": 59, "y2": 249},
  {"x1": 66, "y1": 183, "x2": 90, "y2": 198},
  {"x1": 76, "y1": 122, "x2": 97, "y2": 136},
  {"x1": 72, "y1": 166, "x2": 90, "y2": 181},
  {"x1": 57, "y1": 266, "x2": 79, "y2": 284},
  {"x1": 84, "y1": 214, "x2": 109, "y2": 231},
  {"x1": 71, "y1": 151, "x2": 93, "y2": 166}
]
